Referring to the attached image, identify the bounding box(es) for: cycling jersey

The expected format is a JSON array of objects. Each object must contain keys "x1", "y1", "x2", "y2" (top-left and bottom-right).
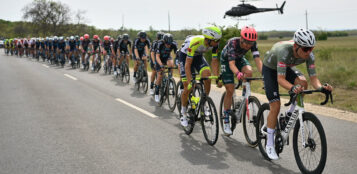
[
  {"x1": 113, "y1": 40, "x2": 119, "y2": 53},
  {"x1": 40, "y1": 41, "x2": 45, "y2": 49},
  {"x1": 68, "y1": 40, "x2": 77, "y2": 51},
  {"x1": 263, "y1": 41, "x2": 316, "y2": 77},
  {"x1": 53, "y1": 41, "x2": 59, "y2": 50},
  {"x1": 132, "y1": 38, "x2": 150, "y2": 59},
  {"x1": 35, "y1": 41, "x2": 40, "y2": 49},
  {"x1": 102, "y1": 41, "x2": 112, "y2": 53},
  {"x1": 154, "y1": 40, "x2": 178, "y2": 71},
  {"x1": 92, "y1": 40, "x2": 101, "y2": 51},
  {"x1": 119, "y1": 40, "x2": 132, "y2": 54},
  {"x1": 220, "y1": 37, "x2": 260, "y2": 84},
  {"x1": 180, "y1": 35, "x2": 219, "y2": 58},
  {"x1": 58, "y1": 41, "x2": 66, "y2": 52},
  {"x1": 81, "y1": 39, "x2": 91, "y2": 51}
]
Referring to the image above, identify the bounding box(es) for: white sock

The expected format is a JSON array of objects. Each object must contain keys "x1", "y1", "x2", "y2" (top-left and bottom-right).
[
  {"x1": 181, "y1": 106, "x2": 187, "y2": 116},
  {"x1": 267, "y1": 128, "x2": 275, "y2": 147}
]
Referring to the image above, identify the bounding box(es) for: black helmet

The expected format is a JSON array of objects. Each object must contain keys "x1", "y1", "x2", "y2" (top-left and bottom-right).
[
  {"x1": 163, "y1": 33, "x2": 173, "y2": 44},
  {"x1": 123, "y1": 34, "x2": 129, "y2": 40},
  {"x1": 156, "y1": 32, "x2": 164, "y2": 40},
  {"x1": 138, "y1": 31, "x2": 146, "y2": 39},
  {"x1": 117, "y1": 35, "x2": 122, "y2": 40}
]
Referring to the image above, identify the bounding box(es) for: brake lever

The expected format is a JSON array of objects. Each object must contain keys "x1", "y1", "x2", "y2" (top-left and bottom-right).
[{"x1": 284, "y1": 92, "x2": 296, "y2": 106}]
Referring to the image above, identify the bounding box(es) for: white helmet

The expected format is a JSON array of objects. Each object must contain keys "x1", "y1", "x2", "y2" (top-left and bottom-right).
[
  {"x1": 54, "y1": 36, "x2": 58, "y2": 40},
  {"x1": 70, "y1": 36, "x2": 74, "y2": 40},
  {"x1": 293, "y1": 28, "x2": 316, "y2": 47}
]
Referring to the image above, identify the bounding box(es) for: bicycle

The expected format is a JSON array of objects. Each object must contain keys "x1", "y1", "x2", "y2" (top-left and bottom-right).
[
  {"x1": 117, "y1": 55, "x2": 130, "y2": 83},
  {"x1": 103, "y1": 54, "x2": 112, "y2": 74},
  {"x1": 83, "y1": 52, "x2": 91, "y2": 71},
  {"x1": 219, "y1": 77, "x2": 262, "y2": 147},
  {"x1": 92, "y1": 52, "x2": 101, "y2": 72},
  {"x1": 180, "y1": 74, "x2": 219, "y2": 146},
  {"x1": 256, "y1": 87, "x2": 333, "y2": 174},
  {"x1": 135, "y1": 59, "x2": 148, "y2": 93},
  {"x1": 157, "y1": 66, "x2": 177, "y2": 111}
]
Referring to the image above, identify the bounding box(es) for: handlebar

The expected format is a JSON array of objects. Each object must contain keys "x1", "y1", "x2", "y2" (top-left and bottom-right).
[
  {"x1": 235, "y1": 77, "x2": 263, "y2": 89},
  {"x1": 284, "y1": 88, "x2": 333, "y2": 106}
]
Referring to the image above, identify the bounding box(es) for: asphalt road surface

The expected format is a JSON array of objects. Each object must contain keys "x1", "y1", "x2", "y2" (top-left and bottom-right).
[{"x1": 1, "y1": 53, "x2": 356, "y2": 174}]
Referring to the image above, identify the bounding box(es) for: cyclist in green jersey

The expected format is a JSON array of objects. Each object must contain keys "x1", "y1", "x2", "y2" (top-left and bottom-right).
[
  {"x1": 262, "y1": 28, "x2": 333, "y2": 160},
  {"x1": 178, "y1": 26, "x2": 222, "y2": 127}
]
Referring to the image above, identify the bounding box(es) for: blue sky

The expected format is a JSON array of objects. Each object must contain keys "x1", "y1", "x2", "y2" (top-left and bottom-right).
[{"x1": 0, "y1": 0, "x2": 355, "y2": 31}]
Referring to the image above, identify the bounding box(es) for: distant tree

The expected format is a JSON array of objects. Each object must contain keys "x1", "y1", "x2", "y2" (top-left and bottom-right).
[{"x1": 22, "y1": 0, "x2": 71, "y2": 35}]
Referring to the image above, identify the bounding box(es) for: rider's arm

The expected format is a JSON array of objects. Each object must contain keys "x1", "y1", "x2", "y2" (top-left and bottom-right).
[
  {"x1": 229, "y1": 60, "x2": 239, "y2": 75},
  {"x1": 251, "y1": 42, "x2": 262, "y2": 73},
  {"x1": 145, "y1": 45, "x2": 150, "y2": 58},
  {"x1": 156, "y1": 53, "x2": 163, "y2": 66},
  {"x1": 254, "y1": 57, "x2": 263, "y2": 74}
]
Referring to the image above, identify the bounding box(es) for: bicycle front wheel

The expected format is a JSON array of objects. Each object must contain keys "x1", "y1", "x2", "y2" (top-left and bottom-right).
[
  {"x1": 201, "y1": 97, "x2": 219, "y2": 146},
  {"x1": 167, "y1": 78, "x2": 177, "y2": 112},
  {"x1": 243, "y1": 96, "x2": 261, "y2": 147},
  {"x1": 293, "y1": 112, "x2": 327, "y2": 174},
  {"x1": 139, "y1": 70, "x2": 148, "y2": 93}
]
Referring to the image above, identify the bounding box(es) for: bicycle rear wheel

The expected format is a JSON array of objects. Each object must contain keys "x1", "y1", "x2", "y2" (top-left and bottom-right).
[
  {"x1": 243, "y1": 96, "x2": 261, "y2": 147},
  {"x1": 256, "y1": 103, "x2": 272, "y2": 160},
  {"x1": 218, "y1": 91, "x2": 237, "y2": 136},
  {"x1": 293, "y1": 112, "x2": 327, "y2": 174},
  {"x1": 167, "y1": 78, "x2": 177, "y2": 112},
  {"x1": 139, "y1": 70, "x2": 148, "y2": 93},
  {"x1": 201, "y1": 97, "x2": 219, "y2": 146}
]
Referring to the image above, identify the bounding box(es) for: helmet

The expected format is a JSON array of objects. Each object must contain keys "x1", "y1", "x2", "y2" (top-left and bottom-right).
[
  {"x1": 70, "y1": 36, "x2": 74, "y2": 40},
  {"x1": 156, "y1": 31, "x2": 164, "y2": 40},
  {"x1": 202, "y1": 26, "x2": 222, "y2": 41},
  {"x1": 123, "y1": 34, "x2": 129, "y2": 40},
  {"x1": 75, "y1": 35, "x2": 79, "y2": 40},
  {"x1": 59, "y1": 36, "x2": 64, "y2": 40},
  {"x1": 104, "y1": 35, "x2": 109, "y2": 41},
  {"x1": 80, "y1": 36, "x2": 83, "y2": 41},
  {"x1": 46, "y1": 37, "x2": 49, "y2": 40},
  {"x1": 163, "y1": 33, "x2": 173, "y2": 44},
  {"x1": 93, "y1": 35, "x2": 99, "y2": 39},
  {"x1": 293, "y1": 28, "x2": 316, "y2": 47},
  {"x1": 84, "y1": 34, "x2": 89, "y2": 39},
  {"x1": 241, "y1": 26, "x2": 257, "y2": 41},
  {"x1": 54, "y1": 36, "x2": 58, "y2": 40},
  {"x1": 110, "y1": 37, "x2": 114, "y2": 41},
  {"x1": 49, "y1": 37, "x2": 53, "y2": 41},
  {"x1": 117, "y1": 35, "x2": 122, "y2": 40},
  {"x1": 138, "y1": 31, "x2": 147, "y2": 38}
]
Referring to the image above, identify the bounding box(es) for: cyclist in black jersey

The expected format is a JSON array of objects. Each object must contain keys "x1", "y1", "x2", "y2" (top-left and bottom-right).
[
  {"x1": 113, "y1": 35, "x2": 121, "y2": 75},
  {"x1": 132, "y1": 31, "x2": 150, "y2": 82},
  {"x1": 154, "y1": 33, "x2": 178, "y2": 102},
  {"x1": 81, "y1": 34, "x2": 91, "y2": 67},
  {"x1": 91, "y1": 35, "x2": 101, "y2": 71},
  {"x1": 149, "y1": 32, "x2": 164, "y2": 95},
  {"x1": 118, "y1": 34, "x2": 132, "y2": 74}
]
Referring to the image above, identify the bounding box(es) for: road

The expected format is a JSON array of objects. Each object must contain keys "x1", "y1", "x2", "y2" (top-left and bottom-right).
[{"x1": 0, "y1": 53, "x2": 356, "y2": 174}]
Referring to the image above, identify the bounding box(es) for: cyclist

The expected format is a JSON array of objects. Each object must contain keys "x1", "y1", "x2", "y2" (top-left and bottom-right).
[
  {"x1": 81, "y1": 34, "x2": 91, "y2": 69},
  {"x1": 24, "y1": 38, "x2": 29, "y2": 57},
  {"x1": 220, "y1": 26, "x2": 263, "y2": 135},
  {"x1": 150, "y1": 31, "x2": 164, "y2": 95},
  {"x1": 118, "y1": 34, "x2": 132, "y2": 73},
  {"x1": 178, "y1": 26, "x2": 222, "y2": 127},
  {"x1": 154, "y1": 33, "x2": 178, "y2": 102},
  {"x1": 17, "y1": 38, "x2": 24, "y2": 57},
  {"x1": 113, "y1": 35, "x2": 121, "y2": 76},
  {"x1": 262, "y1": 28, "x2": 333, "y2": 160},
  {"x1": 132, "y1": 31, "x2": 150, "y2": 82},
  {"x1": 47, "y1": 37, "x2": 53, "y2": 62},
  {"x1": 102, "y1": 35, "x2": 115, "y2": 72},
  {"x1": 58, "y1": 37, "x2": 66, "y2": 66},
  {"x1": 4, "y1": 39, "x2": 9, "y2": 54},
  {"x1": 39, "y1": 38, "x2": 46, "y2": 59},
  {"x1": 68, "y1": 36, "x2": 77, "y2": 66},
  {"x1": 91, "y1": 35, "x2": 101, "y2": 71},
  {"x1": 30, "y1": 38, "x2": 35, "y2": 57}
]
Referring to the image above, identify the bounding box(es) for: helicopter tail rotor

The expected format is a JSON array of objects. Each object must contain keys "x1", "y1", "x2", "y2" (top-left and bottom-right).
[{"x1": 279, "y1": 1, "x2": 286, "y2": 14}]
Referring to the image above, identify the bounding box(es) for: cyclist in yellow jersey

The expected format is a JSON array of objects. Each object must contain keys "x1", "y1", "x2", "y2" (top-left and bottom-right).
[{"x1": 177, "y1": 26, "x2": 222, "y2": 127}]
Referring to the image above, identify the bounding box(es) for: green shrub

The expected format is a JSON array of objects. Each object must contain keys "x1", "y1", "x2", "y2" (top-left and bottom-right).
[
  {"x1": 317, "y1": 49, "x2": 332, "y2": 60},
  {"x1": 316, "y1": 31, "x2": 328, "y2": 40},
  {"x1": 258, "y1": 34, "x2": 268, "y2": 40}
]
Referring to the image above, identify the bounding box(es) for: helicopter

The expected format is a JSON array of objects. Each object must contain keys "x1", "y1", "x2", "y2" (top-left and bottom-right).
[{"x1": 224, "y1": 0, "x2": 286, "y2": 18}]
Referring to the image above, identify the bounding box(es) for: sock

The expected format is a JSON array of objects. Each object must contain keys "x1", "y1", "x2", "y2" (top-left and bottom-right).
[
  {"x1": 134, "y1": 72, "x2": 136, "y2": 77},
  {"x1": 150, "y1": 82, "x2": 154, "y2": 89},
  {"x1": 155, "y1": 85, "x2": 160, "y2": 95},
  {"x1": 267, "y1": 128, "x2": 275, "y2": 147},
  {"x1": 181, "y1": 106, "x2": 187, "y2": 116},
  {"x1": 223, "y1": 109, "x2": 231, "y2": 123}
]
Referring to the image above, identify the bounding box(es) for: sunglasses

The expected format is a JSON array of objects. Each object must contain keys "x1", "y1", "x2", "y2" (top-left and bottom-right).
[{"x1": 301, "y1": 46, "x2": 314, "y2": 52}]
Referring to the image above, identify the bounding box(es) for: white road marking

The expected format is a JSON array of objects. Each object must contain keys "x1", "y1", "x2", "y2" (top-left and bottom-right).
[
  {"x1": 64, "y1": 74, "x2": 78, "y2": 81},
  {"x1": 115, "y1": 98, "x2": 158, "y2": 118},
  {"x1": 42, "y1": 64, "x2": 50, "y2": 68}
]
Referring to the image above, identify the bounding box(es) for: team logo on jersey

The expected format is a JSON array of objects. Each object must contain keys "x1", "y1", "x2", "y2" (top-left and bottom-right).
[{"x1": 278, "y1": 62, "x2": 287, "y2": 68}]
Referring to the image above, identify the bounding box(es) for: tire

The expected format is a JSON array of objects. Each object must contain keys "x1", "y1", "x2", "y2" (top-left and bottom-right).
[
  {"x1": 293, "y1": 112, "x2": 327, "y2": 174},
  {"x1": 158, "y1": 81, "x2": 166, "y2": 107},
  {"x1": 218, "y1": 91, "x2": 237, "y2": 136},
  {"x1": 167, "y1": 78, "x2": 177, "y2": 112},
  {"x1": 176, "y1": 81, "x2": 183, "y2": 116},
  {"x1": 256, "y1": 103, "x2": 272, "y2": 161},
  {"x1": 139, "y1": 70, "x2": 148, "y2": 93},
  {"x1": 201, "y1": 97, "x2": 219, "y2": 146},
  {"x1": 124, "y1": 63, "x2": 130, "y2": 83},
  {"x1": 243, "y1": 96, "x2": 261, "y2": 147}
]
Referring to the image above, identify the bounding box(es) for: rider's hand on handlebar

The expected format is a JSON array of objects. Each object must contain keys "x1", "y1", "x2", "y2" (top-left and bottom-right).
[
  {"x1": 236, "y1": 72, "x2": 244, "y2": 81},
  {"x1": 290, "y1": 84, "x2": 304, "y2": 95},
  {"x1": 321, "y1": 83, "x2": 333, "y2": 92}
]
